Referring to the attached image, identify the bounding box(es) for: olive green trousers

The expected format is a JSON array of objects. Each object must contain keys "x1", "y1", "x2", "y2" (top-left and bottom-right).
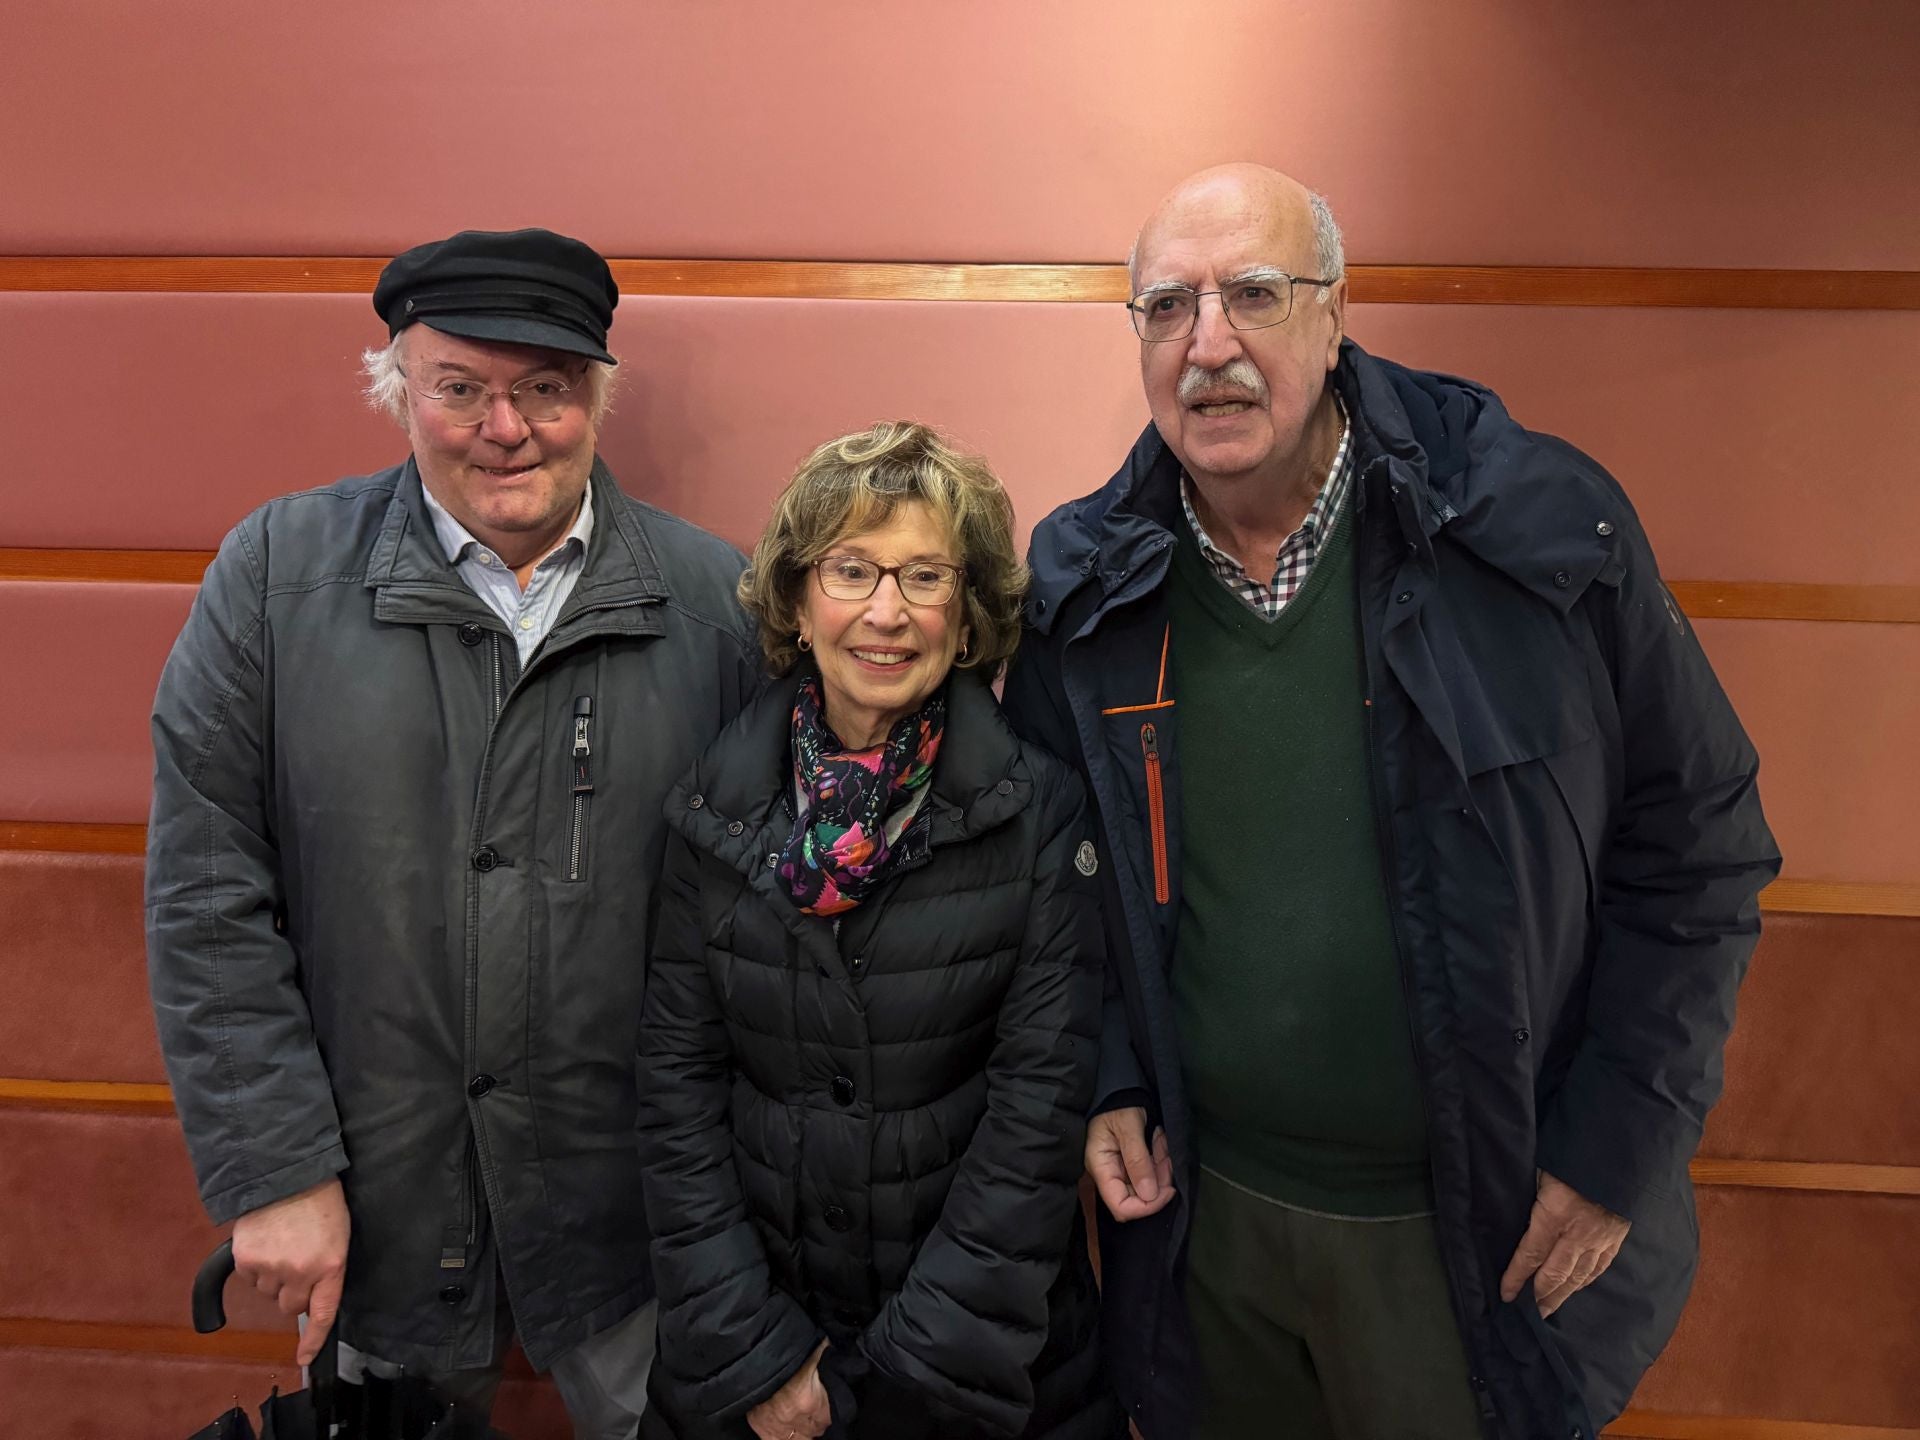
[{"x1": 1185, "y1": 1167, "x2": 1487, "y2": 1440}]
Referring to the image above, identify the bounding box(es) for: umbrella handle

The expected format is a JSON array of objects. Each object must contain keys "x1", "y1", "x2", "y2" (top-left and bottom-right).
[{"x1": 191, "y1": 1239, "x2": 236, "y2": 1334}]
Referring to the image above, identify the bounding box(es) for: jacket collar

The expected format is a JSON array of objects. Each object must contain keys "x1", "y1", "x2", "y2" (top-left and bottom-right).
[
  {"x1": 1028, "y1": 340, "x2": 1624, "y2": 630},
  {"x1": 667, "y1": 665, "x2": 1031, "y2": 881},
  {"x1": 364, "y1": 457, "x2": 670, "y2": 631}
]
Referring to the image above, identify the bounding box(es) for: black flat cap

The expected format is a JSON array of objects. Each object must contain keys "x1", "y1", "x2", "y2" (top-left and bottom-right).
[{"x1": 373, "y1": 228, "x2": 619, "y2": 364}]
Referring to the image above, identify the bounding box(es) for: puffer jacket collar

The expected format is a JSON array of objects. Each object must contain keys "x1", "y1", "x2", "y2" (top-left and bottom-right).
[
  {"x1": 362, "y1": 457, "x2": 671, "y2": 638},
  {"x1": 1025, "y1": 340, "x2": 1625, "y2": 635},
  {"x1": 666, "y1": 665, "x2": 1032, "y2": 889}
]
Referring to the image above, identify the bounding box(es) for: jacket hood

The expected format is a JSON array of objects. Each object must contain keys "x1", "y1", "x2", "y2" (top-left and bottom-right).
[{"x1": 1026, "y1": 340, "x2": 1628, "y2": 631}]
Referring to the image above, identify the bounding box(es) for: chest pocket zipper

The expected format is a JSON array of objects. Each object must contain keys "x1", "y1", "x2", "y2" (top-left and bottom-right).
[
  {"x1": 1140, "y1": 722, "x2": 1170, "y2": 904},
  {"x1": 568, "y1": 696, "x2": 594, "y2": 882}
]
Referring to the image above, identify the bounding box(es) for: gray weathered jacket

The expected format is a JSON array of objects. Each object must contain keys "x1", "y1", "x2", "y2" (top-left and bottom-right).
[{"x1": 146, "y1": 458, "x2": 759, "y2": 1370}]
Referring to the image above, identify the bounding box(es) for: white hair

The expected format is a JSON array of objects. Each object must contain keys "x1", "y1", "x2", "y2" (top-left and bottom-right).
[{"x1": 360, "y1": 331, "x2": 619, "y2": 426}]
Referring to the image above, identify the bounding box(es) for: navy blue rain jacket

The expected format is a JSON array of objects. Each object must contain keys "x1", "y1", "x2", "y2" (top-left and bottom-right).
[{"x1": 1001, "y1": 342, "x2": 1780, "y2": 1439}]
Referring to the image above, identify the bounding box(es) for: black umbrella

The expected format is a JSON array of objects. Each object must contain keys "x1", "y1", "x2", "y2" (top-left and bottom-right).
[{"x1": 188, "y1": 1240, "x2": 501, "y2": 1439}]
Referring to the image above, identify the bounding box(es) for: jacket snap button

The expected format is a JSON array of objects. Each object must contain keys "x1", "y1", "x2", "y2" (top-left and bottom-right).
[
  {"x1": 768, "y1": 853, "x2": 779, "y2": 869},
  {"x1": 824, "y1": 1205, "x2": 851, "y2": 1232},
  {"x1": 995, "y1": 779, "x2": 1013, "y2": 796},
  {"x1": 1552, "y1": 570, "x2": 1571, "y2": 588},
  {"x1": 1595, "y1": 521, "x2": 1614, "y2": 537},
  {"x1": 688, "y1": 794, "x2": 705, "y2": 810},
  {"x1": 467, "y1": 1073, "x2": 496, "y2": 1098},
  {"x1": 831, "y1": 1075, "x2": 856, "y2": 1106},
  {"x1": 438, "y1": 1284, "x2": 465, "y2": 1304},
  {"x1": 948, "y1": 808, "x2": 964, "y2": 824},
  {"x1": 1035, "y1": 599, "x2": 1048, "y2": 614},
  {"x1": 1513, "y1": 1028, "x2": 1531, "y2": 1046},
  {"x1": 726, "y1": 820, "x2": 744, "y2": 836},
  {"x1": 1396, "y1": 591, "x2": 1413, "y2": 604},
  {"x1": 471, "y1": 846, "x2": 498, "y2": 872},
  {"x1": 457, "y1": 622, "x2": 484, "y2": 647}
]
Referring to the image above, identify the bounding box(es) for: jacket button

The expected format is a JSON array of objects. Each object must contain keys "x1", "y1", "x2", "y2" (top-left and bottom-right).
[
  {"x1": 948, "y1": 808, "x2": 964, "y2": 824},
  {"x1": 1035, "y1": 599, "x2": 1048, "y2": 615},
  {"x1": 1513, "y1": 1028, "x2": 1531, "y2": 1046},
  {"x1": 457, "y1": 622, "x2": 484, "y2": 647},
  {"x1": 768, "y1": 853, "x2": 779, "y2": 869},
  {"x1": 1595, "y1": 521, "x2": 1614, "y2": 537},
  {"x1": 1552, "y1": 570, "x2": 1571, "y2": 588},
  {"x1": 471, "y1": 846, "x2": 498, "y2": 872},
  {"x1": 831, "y1": 1075, "x2": 856, "y2": 1106},
  {"x1": 687, "y1": 794, "x2": 705, "y2": 810},
  {"x1": 995, "y1": 779, "x2": 1013, "y2": 796},
  {"x1": 824, "y1": 1205, "x2": 851, "y2": 1232},
  {"x1": 1396, "y1": 591, "x2": 1413, "y2": 604},
  {"x1": 467, "y1": 1073, "x2": 496, "y2": 1098},
  {"x1": 726, "y1": 820, "x2": 744, "y2": 836},
  {"x1": 438, "y1": 1284, "x2": 465, "y2": 1304}
]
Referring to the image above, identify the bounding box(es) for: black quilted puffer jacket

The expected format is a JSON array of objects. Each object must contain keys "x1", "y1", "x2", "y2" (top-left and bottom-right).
[{"x1": 637, "y1": 667, "x2": 1121, "y2": 1440}]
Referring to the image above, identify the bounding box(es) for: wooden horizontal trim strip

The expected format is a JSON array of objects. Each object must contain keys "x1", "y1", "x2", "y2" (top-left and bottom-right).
[
  {"x1": 1689, "y1": 1160, "x2": 1920, "y2": 1196},
  {"x1": 6, "y1": 551, "x2": 1919, "y2": 630},
  {"x1": 5, "y1": 1073, "x2": 1917, "y2": 1201},
  {"x1": 3, "y1": 820, "x2": 1917, "y2": 919},
  {"x1": 0, "y1": 547, "x2": 213, "y2": 585},
  {"x1": 1689, "y1": 1167, "x2": 1920, "y2": 1198},
  {"x1": 1606, "y1": 1414, "x2": 1920, "y2": 1439},
  {"x1": 0, "y1": 821, "x2": 146, "y2": 854},
  {"x1": 1760, "y1": 879, "x2": 1920, "y2": 918},
  {"x1": 0, "y1": 1316, "x2": 541, "y2": 1376},
  {"x1": 3, "y1": 257, "x2": 1919, "y2": 309},
  {"x1": 0, "y1": 1078, "x2": 174, "y2": 1115},
  {"x1": 0, "y1": 1331, "x2": 1908, "y2": 1440},
  {"x1": 1669, "y1": 581, "x2": 1920, "y2": 625}
]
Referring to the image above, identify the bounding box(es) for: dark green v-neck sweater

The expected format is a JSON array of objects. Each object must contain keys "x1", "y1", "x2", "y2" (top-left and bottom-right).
[{"x1": 1167, "y1": 503, "x2": 1431, "y2": 1216}]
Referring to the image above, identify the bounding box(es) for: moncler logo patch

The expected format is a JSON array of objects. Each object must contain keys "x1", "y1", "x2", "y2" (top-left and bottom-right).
[{"x1": 1075, "y1": 841, "x2": 1099, "y2": 877}]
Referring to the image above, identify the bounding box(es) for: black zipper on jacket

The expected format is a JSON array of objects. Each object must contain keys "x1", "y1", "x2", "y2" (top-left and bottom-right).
[
  {"x1": 1355, "y1": 466, "x2": 1497, "y2": 1423},
  {"x1": 568, "y1": 695, "x2": 594, "y2": 883}
]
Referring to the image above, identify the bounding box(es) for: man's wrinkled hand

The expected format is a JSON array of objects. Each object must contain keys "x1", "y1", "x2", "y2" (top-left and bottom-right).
[
  {"x1": 230, "y1": 1178, "x2": 351, "y2": 1365},
  {"x1": 1499, "y1": 1170, "x2": 1631, "y2": 1317},
  {"x1": 747, "y1": 1338, "x2": 831, "y2": 1440},
  {"x1": 1086, "y1": 1106, "x2": 1175, "y2": 1222}
]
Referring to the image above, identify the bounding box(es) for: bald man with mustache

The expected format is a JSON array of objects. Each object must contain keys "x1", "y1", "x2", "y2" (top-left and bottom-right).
[{"x1": 1002, "y1": 165, "x2": 1777, "y2": 1439}]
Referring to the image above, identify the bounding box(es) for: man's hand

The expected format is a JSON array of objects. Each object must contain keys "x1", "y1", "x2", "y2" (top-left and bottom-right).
[
  {"x1": 746, "y1": 1338, "x2": 831, "y2": 1440},
  {"x1": 1086, "y1": 1107, "x2": 1175, "y2": 1222},
  {"x1": 1499, "y1": 1170, "x2": 1631, "y2": 1317},
  {"x1": 230, "y1": 1178, "x2": 350, "y2": 1366}
]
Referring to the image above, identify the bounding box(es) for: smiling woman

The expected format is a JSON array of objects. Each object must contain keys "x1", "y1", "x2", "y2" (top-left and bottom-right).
[{"x1": 635, "y1": 422, "x2": 1120, "y2": 1439}]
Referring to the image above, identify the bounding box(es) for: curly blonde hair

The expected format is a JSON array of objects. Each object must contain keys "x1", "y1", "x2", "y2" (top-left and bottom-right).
[{"x1": 740, "y1": 421, "x2": 1029, "y2": 678}]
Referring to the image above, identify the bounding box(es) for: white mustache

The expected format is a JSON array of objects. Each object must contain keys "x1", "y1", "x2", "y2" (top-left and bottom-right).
[{"x1": 1178, "y1": 359, "x2": 1268, "y2": 407}]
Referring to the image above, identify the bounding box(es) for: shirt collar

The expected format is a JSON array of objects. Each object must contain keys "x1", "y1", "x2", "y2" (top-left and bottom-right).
[
  {"x1": 419, "y1": 480, "x2": 595, "y2": 572},
  {"x1": 1179, "y1": 392, "x2": 1351, "y2": 570}
]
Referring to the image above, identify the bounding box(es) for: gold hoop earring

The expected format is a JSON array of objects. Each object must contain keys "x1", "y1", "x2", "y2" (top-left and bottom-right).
[
  {"x1": 958, "y1": 640, "x2": 970, "y2": 662},
  {"x1": 797, "y1": 634, "x2": 812, "y2": 652}
]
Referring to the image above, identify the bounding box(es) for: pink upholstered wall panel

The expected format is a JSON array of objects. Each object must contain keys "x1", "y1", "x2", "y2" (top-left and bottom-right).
[
  {"x1": 0, "y1": 852, "x2": 162, "y2": 1084},
  {"x1": 1692, "y1": 620, "x2": 1920, "y2": 887},
  {"x1": 0, "y1": 583, "x2": 194, "y2": 823},
  {"x1": 1629, "y1": 1188, "x2": 1920, "y2": 1427},
  {"x1": 9, "y1": 293, "x2": 1920, "y2": 591},
  {"x1": 5, "y1": 2, "x2": 1916, "y2": 267}
]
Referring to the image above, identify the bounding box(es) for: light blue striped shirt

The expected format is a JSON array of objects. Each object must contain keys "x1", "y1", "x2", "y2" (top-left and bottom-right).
[{"x1": 420, "y1": 484, "x2": 594, "y2": 664}]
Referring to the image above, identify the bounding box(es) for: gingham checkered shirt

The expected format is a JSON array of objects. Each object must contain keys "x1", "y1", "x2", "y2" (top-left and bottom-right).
[{"x1": 1179, "y1": 398, "x2": 1354, "y2": 621}]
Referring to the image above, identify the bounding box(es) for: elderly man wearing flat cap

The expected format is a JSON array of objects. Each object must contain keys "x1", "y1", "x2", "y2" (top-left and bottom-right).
[{"x1": 146, "y1": 228, "x2": 759, "y2": 1434}]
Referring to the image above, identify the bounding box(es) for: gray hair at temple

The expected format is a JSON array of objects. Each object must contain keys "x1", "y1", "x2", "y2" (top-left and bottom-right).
[{"x1": 359, "y1": 333, "x2": 620, "y2": 426}]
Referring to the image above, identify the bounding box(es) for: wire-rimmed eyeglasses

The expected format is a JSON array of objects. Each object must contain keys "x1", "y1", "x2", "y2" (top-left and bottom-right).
[
  {"x1": 402, "y1": 366, "x2": 585, "y2": 426},
  {"x1": 1126, "y1": 269, "x2": 1338, "y2": 343},
  {"x1": 814, "y1": 555, "x2": 965, "y2": 607}
]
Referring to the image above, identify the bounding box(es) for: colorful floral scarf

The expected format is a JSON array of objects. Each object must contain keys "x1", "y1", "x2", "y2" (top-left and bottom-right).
[{"x1": 780, "y1": 674, "x2": 946, "y2": 916}]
